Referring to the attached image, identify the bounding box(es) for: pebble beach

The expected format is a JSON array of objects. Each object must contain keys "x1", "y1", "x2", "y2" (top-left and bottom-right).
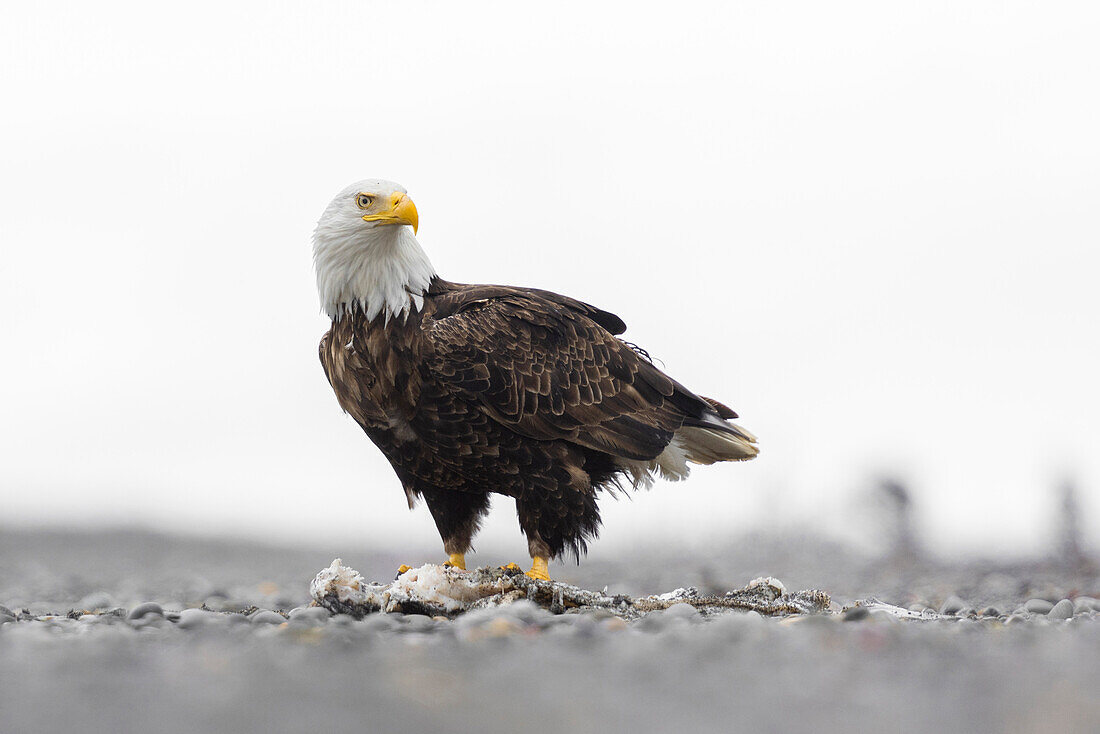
[{"x1": 1, "y1": 527, "x2": 1097, "y2": 734}]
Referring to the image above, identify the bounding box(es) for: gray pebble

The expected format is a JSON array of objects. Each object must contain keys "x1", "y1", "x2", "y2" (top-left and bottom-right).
[
  {"x1": 663, "y1": 602, "x2": 700, "y2": 621},
  {"x1": 1048, "y1": 599, "x2": 1075, "y2": 620},
  {"x1": 498, "y1": 600, "x2": 550, "y2": 625},
  {"x1": 636, "y1": 610, "x2": 669, "y2": 632},
  {"x1": 401, "y1": 614, "x2": 436, "y2": 632},
  {"x1": 939, "y1": 596, "x2": 966, "y2": 615},
  {"x1": 0, "y1": 605, "x2": 15, "y2": 617},
  {"x1": 176, "y1": 609, "x2": 220, "y2": 629},
  {"x1": 1024, "y1": 599, "x2": 1053, "y2": 614},
  {"x1": 0, "y1": 613, "x2": 16, "y2": 626},
  {"x1": 1074, "y1": 597, "x2": 1100, "y2": 613},
  {"x1": 843, "y1": 606, "x2": 870, "y2": 622},
  {"x1": 359, "y1": 614, "x2": 401, "y2": 632},
  {"x1": 127, "y1": 602, "x2": 164, "y2": 621},
  {"x1": 288, "y1": 607, "x2": 331, "y2": 623},
  {"x1": 250, "y1": 610, "x2": 286, "y2": 625},
  {"x1": 555, "y1": 613, "x2": 598, "y2": 635},
  {"x1": 980, "y1": 607, "x2": 1000, "y2": 618}
]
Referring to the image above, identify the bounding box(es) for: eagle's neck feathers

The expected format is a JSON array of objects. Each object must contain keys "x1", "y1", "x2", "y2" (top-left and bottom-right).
[{"x1": 314, "y1": 225, "x2": 436, "y2": 322}]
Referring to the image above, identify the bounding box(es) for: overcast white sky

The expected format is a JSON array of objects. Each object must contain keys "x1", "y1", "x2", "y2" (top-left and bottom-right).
[{"x1": 1, "y1": 1, "x2": 1097, "y2": 560}]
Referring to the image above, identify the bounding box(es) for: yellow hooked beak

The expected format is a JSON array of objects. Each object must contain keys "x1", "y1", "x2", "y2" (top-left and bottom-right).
[{"x1": 363, "y1": 192, "x2": 419, "y2": 234}]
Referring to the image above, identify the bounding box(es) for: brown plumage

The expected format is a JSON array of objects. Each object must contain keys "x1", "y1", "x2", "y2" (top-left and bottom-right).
[{"x1": 319, "y1": 278, "x2": 758, "y2": 561}]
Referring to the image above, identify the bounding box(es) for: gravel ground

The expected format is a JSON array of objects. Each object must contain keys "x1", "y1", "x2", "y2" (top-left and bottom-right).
[{"x1": 1, "y1": 527, "x2": 1098, "y2": 734}]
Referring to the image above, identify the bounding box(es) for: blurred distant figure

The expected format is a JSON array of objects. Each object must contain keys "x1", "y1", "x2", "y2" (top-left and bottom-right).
[
  {"x1": 877, "y1": 477, "x2": 923, "y2": 560},
  {"x1": 1058, "y1": 479, "x2": 1090, "y2": 568}
]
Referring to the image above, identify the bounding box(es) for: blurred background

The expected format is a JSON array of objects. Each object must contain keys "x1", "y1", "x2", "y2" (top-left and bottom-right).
[{"x1": 1, "y1": 0, "x2": 1097, "y2": 565}]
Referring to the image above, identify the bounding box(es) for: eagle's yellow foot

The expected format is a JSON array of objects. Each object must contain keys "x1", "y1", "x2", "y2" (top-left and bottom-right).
[
  {"x1": 525, "y1": 556, "x2": 551, "y2": 581},
  {"x1": 500, "y1": 562, "x2": 523, "y2": 573},
  {"x1": 395, "y1": 564, "x2": 412, "y2": 578},
  {"x1": 443, "y1": 553, "x2": 466, "y2": 571}
]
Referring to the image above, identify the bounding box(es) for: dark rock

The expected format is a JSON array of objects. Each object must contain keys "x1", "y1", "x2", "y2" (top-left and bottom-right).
[
  {"x1": 843, "y1": 606, "x2": 870, "y2": 622},
  {"x1": 939, "y1": 596, "x2": 966, "y2": 615}
]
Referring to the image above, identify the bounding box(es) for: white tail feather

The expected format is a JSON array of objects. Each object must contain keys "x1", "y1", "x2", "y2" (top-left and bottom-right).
[{"x1": 616, "y1": 422, "x2": 758, "y2": 489}]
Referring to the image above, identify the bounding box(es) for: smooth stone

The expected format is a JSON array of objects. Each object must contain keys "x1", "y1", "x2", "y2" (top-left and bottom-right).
[
  {"x1": 401, "y1": 615, "x2": 436, "y2": 632},
  {"x1": 663, "y1": 602, "x2": 700, "y2": 620},
  {"x1": 498, "y1": 600, "x2": 550, "y2": 625},
  {"x1": 127, "y1": 602, "x2": 164, "y2": 621},
  {"x1": 601, "y1": 617, "x2": 628, "y2": 632},
  {"x1": 250, "y1": 610, "x2": 286, "y2": 625},
  {"x1": 843, "y1": 606, "x2": 870, "y2": 622},
  {"x1": 1074, "y1": 597, "x2": 1100, "y2": 612},
  {"x1": 636, "y1": 610, "x2": 670, "y2": 631},
  {"x1": 131, "y1": 616, "x2": 170, "y2": 630},
  {"x1": 939, "y1": 596, "x2": 966, "y2": 615},
  {"x1": 359, "y1": 614, "x2": 401, "y2": 632},
  {"x1": 1006, "y1": 613, "x2": 1030, "y2": 626},
  {"x1": 980, "y1": 607, "x2": 1001, "y2": 618},
  {"x1": 1024, "y1": 599, "x2": 1054, "y2": 614},
  {"x1": 555, "y1": 614, "x2": 598, "y2": 635},
  {"x1": 0, "y1": 605, "x2": 14, "y2": 617},
  {"x1": 1048, "y1": 599, "x2": 1075, "y2": 620},
  {"x1": 177, "y1": 609, "x2": 220, "y2": 629},
  {"x1": 288, "y1": 607, "x2": 331, "y2": 623},
  {"x1": 0, "y1": 613, "x2": 17, "y2": 625}
]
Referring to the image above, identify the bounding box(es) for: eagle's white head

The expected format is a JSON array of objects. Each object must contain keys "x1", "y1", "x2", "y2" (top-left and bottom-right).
[{"x1": 312, "y1": 179, "x2": 436, "y2": 321}]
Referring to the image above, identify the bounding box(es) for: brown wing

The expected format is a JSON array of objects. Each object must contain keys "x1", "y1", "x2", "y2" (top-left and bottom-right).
[
  {"x1": 423, "y1": 287, "x2": 717, "y2": 461},
  {"x1": 318, "y1": 325, "x2": 389, "y2": 430}
]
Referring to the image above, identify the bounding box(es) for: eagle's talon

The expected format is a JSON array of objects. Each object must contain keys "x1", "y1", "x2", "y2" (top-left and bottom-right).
[
  {"x1": 395, "y1": 564, "x2": 412, "y2": 580},
  {"x1": 500, "y1": 562, "x2": 523, "y2": 574},
  {"x1": 443, "y1": 552, "x2": 467, "y2": 572},
  {"x1": 525, "y1": 556, "x2": 551, "y2": 581}
]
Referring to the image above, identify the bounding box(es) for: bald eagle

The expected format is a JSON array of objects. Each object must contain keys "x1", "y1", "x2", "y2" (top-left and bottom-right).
[{"x1": 314, "y1": 180, "x2": 757, "y2": 580}]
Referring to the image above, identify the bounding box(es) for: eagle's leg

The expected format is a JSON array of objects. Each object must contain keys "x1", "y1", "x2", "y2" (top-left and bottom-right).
[
  {"x1": 512, "y1": 454, "x2": 603, "y2": 581},
  {"x1": 421, "y1": 489, "x2": 491, "y2": 572}
]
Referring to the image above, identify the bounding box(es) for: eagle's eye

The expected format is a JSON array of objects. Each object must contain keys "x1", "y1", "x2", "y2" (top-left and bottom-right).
[{"x1": 355, "y1": 194, "x2": 374, "y2": 209}]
